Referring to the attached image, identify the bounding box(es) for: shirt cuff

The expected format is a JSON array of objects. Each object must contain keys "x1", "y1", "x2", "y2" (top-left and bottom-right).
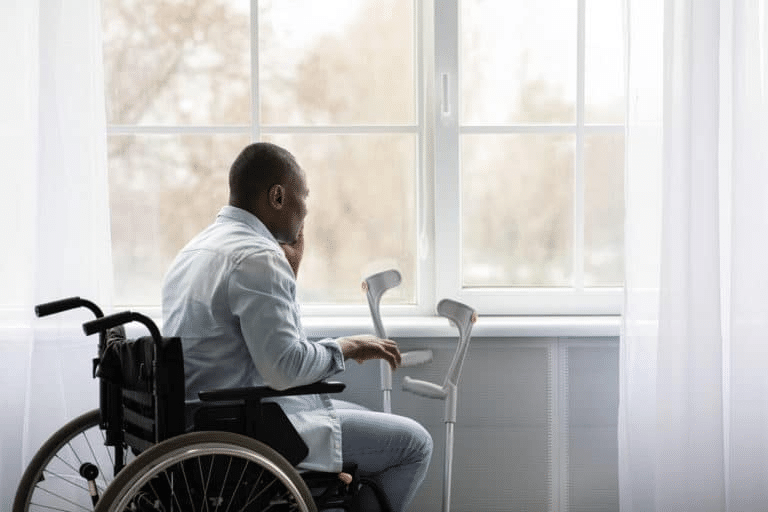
[{"x1": 317, "y1": 337, "x2": 345, "y2": 375}]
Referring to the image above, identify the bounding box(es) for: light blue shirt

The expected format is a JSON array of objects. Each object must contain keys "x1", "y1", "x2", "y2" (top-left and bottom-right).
[{"x1": 162, "y1": 205, "x2": 345, "y2": 472}]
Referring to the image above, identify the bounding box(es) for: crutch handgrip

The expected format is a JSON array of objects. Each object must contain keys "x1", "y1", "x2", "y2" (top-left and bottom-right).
[
  {"x1": 402, "y1": 376, "x2": 447, "y2": 400},
  {"x1": 401, "y1": 350, "x2": 433, "y2": 367}
]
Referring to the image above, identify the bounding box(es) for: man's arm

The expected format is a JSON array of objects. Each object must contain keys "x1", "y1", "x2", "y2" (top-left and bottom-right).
[
  {"x1": 232, "y1": 247, "x2": 401, "y2": 390},
  {"x1": 229, "y1": 250, "x2": 343, "y2": 390}
]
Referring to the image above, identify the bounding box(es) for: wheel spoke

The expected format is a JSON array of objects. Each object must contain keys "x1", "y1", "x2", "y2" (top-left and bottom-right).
[
  {"x1": 197, "y1": 454, "x2": 211, "y2": 512},
  {"x1": 213, "y1": 455, "x2": 233, "y2": 512},
  {"x1": 238, "y1": 466, "x2": 266, "y2": 511},
  {"x1": 64, "y1": 441, "x2": 84, "y2": 469},
  {"x1": 51, "y1": 453, "x2": 82, "y2": 479},
  {"x1": 145, "y1": 478, "x2": 165, "y2": 511},
  {"x1": 238, "y1": 473, "x2": 280, "y2": 512},
  {"x1": 40, "y1": 469, "x2": 90, "y2": 493},
  {"x1": 83, "y1": 430, "x2": 111, "y2": 486},
  {"x1": 27, "y1": 502, "x2": 86, "y2": 512},
  {"x1": 162, "y1": 466, "x2": 184, "y2": 512},
  {"x1": 223, "y1": 458, "x2": 249, "y2": 512},
  {"x1": 33, "y1": 486, "x2": 92, "y2": 512},
  {"x1": 179, "y1": 458, "x2": 197, "y2": 512}
]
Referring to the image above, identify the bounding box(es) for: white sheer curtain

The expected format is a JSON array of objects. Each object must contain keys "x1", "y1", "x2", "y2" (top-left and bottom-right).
[
  {"x1": 0, "y1": 0, "x2": 112, "y2": 505},
  {"x1": 620, "y1": 0, "x2": 768, "y2": 510}
]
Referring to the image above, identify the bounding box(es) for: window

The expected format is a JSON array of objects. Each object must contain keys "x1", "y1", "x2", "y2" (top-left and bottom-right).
[
  {"x1": 435, "y1": 0, "x2": 624, "y2": 314},
  {"x1": 102, "y1": 0, "x2": 624, "y2": 315}
]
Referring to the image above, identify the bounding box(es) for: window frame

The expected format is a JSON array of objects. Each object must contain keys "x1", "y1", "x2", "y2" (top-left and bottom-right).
[
  {"x1": 433, "y1": 0, "x2": 624, "y2": 315},
  {"x1": 105, "y1": 0, "x2": 624, "y2": 316}
]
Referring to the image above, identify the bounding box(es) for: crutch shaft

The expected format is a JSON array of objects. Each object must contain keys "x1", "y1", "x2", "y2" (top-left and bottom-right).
[{"x1": 444, "y1": 421, "x2": 455, "y2": 512}]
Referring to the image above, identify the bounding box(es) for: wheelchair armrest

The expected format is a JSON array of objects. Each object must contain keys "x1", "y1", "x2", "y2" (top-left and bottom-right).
[{"x1": 197, "y1": 380, "x2": 346, "y2": 402}]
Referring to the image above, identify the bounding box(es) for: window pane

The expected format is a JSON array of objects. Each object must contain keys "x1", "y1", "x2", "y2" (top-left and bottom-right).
[
  {"x1": 108, "y1": 134, "x2": 249, "y2": 305},
  {"x1": 585, "y1": 0, "x2": 625, "y2": 123},
  {"x1": 264, "y1": 134, "x2": 417, "y2": 304},
  {"x1": 102, "y1": 0, "x2": 251, "y2": 125},
  {"x1": 259, "y1": 0, "x2": 415, "y2": 125},
  {"x1": 460, "y1": 0, "x2": 577, "y2": 124},
  {"x1": 584, "y1": 134, "x2": 624, "y2": 286},
  {"x1": 462, "y1": 134, "x2": 574, "y2": 287}
]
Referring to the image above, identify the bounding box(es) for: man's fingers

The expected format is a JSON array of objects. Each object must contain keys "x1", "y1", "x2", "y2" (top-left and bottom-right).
[
  {"x1": 389, "y1": 343, "x2": 402, "y2": 367},
  {"x1": 381, "y1": 340, "x2": 401, "y2": 369}
]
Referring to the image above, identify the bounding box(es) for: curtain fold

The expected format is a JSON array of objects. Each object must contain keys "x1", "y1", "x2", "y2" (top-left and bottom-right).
[
  {"x1": 0, "y1": 0, "x2": 112, "y2": 505},
  {"x1": 727, "y1": 0, "x2": 768, "y2": 507},
  {"x1": 620, "y1": 0, "x2": 768, "y2": 510}
]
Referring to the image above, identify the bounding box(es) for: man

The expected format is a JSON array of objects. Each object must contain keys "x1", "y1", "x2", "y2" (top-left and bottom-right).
[{"x1": 162, "y1": 142, "x2": 432, "y2": 511}]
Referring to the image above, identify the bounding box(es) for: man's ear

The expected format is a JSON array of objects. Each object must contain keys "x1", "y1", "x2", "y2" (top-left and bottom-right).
[{"x1": 268, "y1": 184, "x2": 285, "y2": 210}]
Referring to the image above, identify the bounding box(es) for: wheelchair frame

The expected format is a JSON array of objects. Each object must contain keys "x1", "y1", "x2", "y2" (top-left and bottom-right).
[
  {"x1": 17, "y1": 285, "x2": 476, "y2": 512},
  {"x1": 15, "y1": 299, "x2": 391, "y2": 512}
]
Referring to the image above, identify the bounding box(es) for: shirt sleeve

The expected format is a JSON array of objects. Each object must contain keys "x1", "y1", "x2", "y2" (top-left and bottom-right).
[{"x1": 227, "y1": 247, "x2": 345, "y2": 390}]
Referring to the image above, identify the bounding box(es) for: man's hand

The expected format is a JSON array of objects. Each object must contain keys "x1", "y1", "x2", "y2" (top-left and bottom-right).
[
  {"x1": 280, "y1": 228, "x2": 304, "y2": 277},
  {"x1": 336, "y1": 335, "x2": 402, "y2": 370}
]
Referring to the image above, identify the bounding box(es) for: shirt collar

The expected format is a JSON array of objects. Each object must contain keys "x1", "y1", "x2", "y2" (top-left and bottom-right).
[{"x1": 216, "y1": 205, "x2": 279, "y2": 246}]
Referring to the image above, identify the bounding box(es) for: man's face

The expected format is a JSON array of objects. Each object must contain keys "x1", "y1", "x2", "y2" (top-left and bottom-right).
[{"x1": 279, "y1": 167, "x2": 309, "y2": 244}]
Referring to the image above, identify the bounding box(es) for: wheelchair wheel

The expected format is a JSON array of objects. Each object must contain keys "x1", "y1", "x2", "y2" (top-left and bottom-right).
[
  {"x1": 94, "y1": 431, "x2": 317, "y2": 512},
  {"x1": 13, "y1": 408, "x2": 133, "y2": 512}
]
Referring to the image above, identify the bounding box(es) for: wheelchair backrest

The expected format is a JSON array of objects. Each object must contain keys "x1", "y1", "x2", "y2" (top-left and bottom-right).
[{"x1": 97, "y1": 334, "x2": 185, "y2": 453}]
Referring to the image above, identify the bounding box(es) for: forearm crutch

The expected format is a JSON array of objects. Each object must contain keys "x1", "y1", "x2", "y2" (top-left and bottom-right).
[
  {"x1": 362, "y1": 269, "x2": 433, "y2": 413},
  {"x1": 402, "y1": 299, "x2": 477, "y2": 512}
]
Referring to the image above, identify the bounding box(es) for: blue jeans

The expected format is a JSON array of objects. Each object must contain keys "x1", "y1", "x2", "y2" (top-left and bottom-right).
[{"x1": 332, "y1": 400, "x2": 433, "y2": 512}]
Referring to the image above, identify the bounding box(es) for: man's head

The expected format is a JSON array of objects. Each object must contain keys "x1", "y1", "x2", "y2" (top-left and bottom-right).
[{"x1": 228, "y1": 142, "x2": 309, "y2": 244}]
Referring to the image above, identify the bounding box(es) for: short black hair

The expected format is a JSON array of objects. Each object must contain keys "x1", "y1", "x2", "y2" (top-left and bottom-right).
[{"x1": 228, "y1": 142, "x2": 299, "y2": 204}]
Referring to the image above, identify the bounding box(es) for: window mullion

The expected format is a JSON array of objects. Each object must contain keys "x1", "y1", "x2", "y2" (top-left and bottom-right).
[
  {"x1": 434, "y1": 0, "x2": 460, "y2": 303},
  {"x1": 417, "y1": 0, "x2": 435, "y2": 314},
  {"x1": 573, "y1": 0, "x2": 587, "y2": 292},
  {"x1": 250, "y1": 0, "x2": 260, "y2": 142}
]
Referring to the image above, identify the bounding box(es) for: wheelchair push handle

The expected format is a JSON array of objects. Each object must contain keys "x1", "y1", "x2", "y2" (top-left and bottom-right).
[
  {"x1": 82, "y1": 311, "x2": 162, "y2": 347},
  {"x1": 35, "y1": 296, "x2": 104, "y2": 318}
]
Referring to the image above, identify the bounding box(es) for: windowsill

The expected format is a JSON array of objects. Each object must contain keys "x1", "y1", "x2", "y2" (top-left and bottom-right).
[
  {"x1": 302, "y1": 315, "x2": 621, "y2": 339},
  {"x1": 1, "y1": 311, "x2": 621, "y2": 340}
]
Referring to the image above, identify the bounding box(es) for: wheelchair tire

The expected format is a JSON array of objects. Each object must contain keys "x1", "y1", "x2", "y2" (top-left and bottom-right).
[
  {"x1": 93, "y1": 430, "x2": 317, "y2": 512},
  {"x1": 13, "y1": 408, "x2": 133, "y2": 512}
]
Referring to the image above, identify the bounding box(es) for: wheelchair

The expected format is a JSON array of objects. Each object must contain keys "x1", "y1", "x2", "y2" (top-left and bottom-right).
[{"x1": 14, "y1": 298, "x2": 391, "y2": 512}]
